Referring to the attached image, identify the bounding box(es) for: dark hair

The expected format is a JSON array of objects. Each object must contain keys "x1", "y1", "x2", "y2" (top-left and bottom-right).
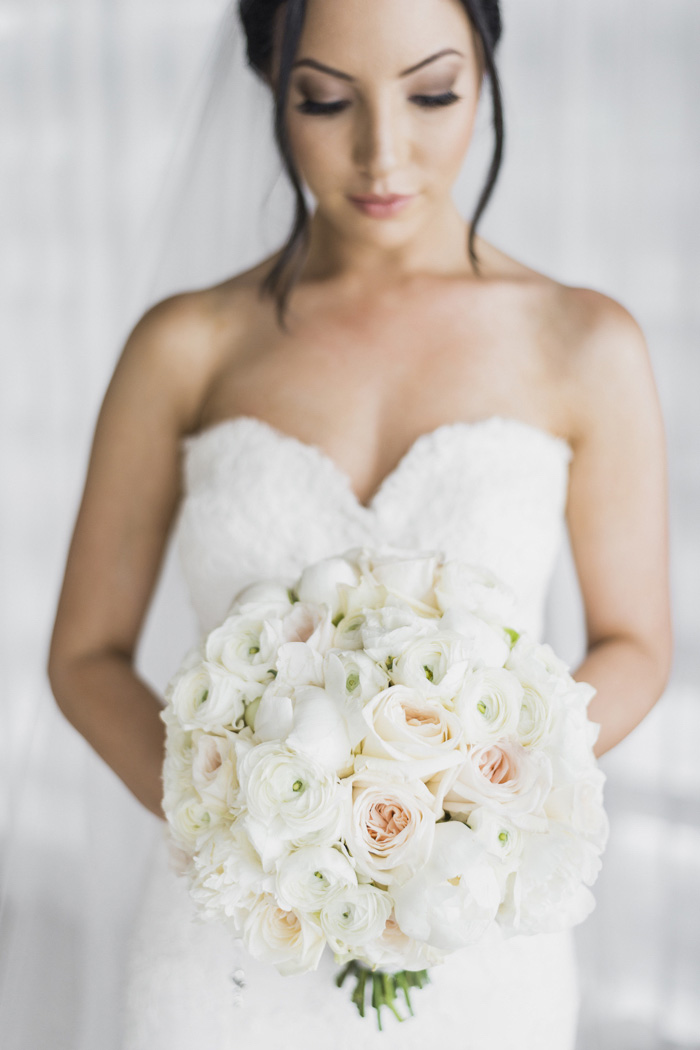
[{"x1": 239, "y1": 0, "x2": 504, "y2": 331}]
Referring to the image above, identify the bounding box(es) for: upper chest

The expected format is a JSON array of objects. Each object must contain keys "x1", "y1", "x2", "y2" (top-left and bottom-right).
[
  {"x1": 201, "y1": 275, "x2": 568, "y2": 420},
  {"x1": 191, "y1": 275, "x2": 575, "y2": 502}
]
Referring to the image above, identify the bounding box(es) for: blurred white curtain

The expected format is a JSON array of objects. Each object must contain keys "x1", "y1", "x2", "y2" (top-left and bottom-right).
[{"x1": 1, "y1": 1, "x2": 699, "y2": 1048}]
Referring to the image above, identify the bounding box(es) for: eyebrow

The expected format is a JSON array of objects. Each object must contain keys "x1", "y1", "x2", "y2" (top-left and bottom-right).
[{"x1": 291, "y1": 48, "x2": 465, "y2": 82}]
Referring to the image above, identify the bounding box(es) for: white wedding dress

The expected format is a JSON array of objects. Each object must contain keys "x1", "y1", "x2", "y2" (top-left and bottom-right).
[{"x1": 122, "y1": 412, "x2": 581, "y2": 1049}]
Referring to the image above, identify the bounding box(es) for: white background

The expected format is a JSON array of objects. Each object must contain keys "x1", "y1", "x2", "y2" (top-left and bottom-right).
[{"x1": 1, "y1": 1, "x2": 699, "y2": 1047}]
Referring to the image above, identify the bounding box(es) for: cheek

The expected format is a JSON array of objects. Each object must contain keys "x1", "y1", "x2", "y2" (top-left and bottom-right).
[
  {"x1": 416, "y1": 113, "x2": 475, "y2": 177},
  {"x1": 286, "y1": 117, "x2": 350, "y2": 189}
]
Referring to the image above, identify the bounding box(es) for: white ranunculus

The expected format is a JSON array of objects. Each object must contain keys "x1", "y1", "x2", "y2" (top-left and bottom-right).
[
  {"x1": 242, "y1": 893, "x2": 326, "y2": 975},
  {"x1": 507, "y1": 634, "x2": 570, "y2": 679},
  {"x1": 190, "y1": 728, "x2": 241, "y2": 815},
  {"x1": 345, "y1": 771, "x2": 439, "y2": 886},
  {"x1": 319, "y1": 882, "x2": 393, "y2": 954},
  {"x1": 392, "y1": 820, "x2": 502, "y2": 951},
  {"x1": 456, "y1": 667, "x2": 524, "y2": 745},
  {"x1": 439, "y1": 606, "x2": 511, "y2": 670},
  {"x1": 466, "y1": 805, "x2": 525, "y2": 871},
  {"x1": 169, "y1": 660, "x2": 247, "y2": 732},
  {"x1": 275, "y1": 844, "x2": 358, "y2": 914},
  {"x1": 205, "y1": 612, "x2": 284, "y2": 684},
  {"x1": 389, "y1": 630, "x2": 473, "y2": 701},
  {"x1": 360, "y1": 604, "x2": 438, "y2": 669},
  {"x1": 160, "y1": 703, "x2": 193, "y2": 783},
  {"x1": 165, "y1": 790, "x2": 226, "y2": 853},
  {"x1": 238, "y1": 742, "x2": 347, "y2": 869},
  {"x1": 294, "y1": 556, "x2": 360, "y2": 617},
  {"x1": 444, "y1": 739, "x2": 552, "y2": 826},
  {"x1": 505, "y1": 636, "x2": 566, "y2": 748},
  {"x1": 188, "y1": 819, "x2": 275, "y2": 923},
  {"x1": 359, "y1": 684, "x2": 465, "y2": 780},
  {"x1": 433, "y1": 560, "x2": 522, "y2": 627},
  {"x1": 323, "y1": 650, "x2": 391, "y2": 748},
  {"x1": 228, "y1": 576, "x2": 296, "y2": 612}
]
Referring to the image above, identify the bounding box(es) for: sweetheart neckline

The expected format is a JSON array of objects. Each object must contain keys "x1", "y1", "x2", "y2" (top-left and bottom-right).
[{"x1": 180, "y1": 413, "x2": 573, "y2": 512}]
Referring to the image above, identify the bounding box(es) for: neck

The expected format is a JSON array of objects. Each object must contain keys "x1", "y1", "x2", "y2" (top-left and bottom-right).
[{"x1": 298, "y1": 195, "x2": 480, "y2": 290}]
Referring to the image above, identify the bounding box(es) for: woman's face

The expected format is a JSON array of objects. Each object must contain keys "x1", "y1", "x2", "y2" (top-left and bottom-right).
[{"x1": 271, "y1": 0, "x2": 484, "y2": 246}]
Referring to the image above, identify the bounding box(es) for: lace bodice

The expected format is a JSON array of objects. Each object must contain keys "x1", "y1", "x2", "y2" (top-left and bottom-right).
[{"x1": 176, "y1": 413, "x2": 573, "y2": 641}]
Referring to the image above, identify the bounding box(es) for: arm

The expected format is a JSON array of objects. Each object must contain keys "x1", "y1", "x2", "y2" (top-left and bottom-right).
[
  {"x1": 563, "y1": 291, "x2": 674, "y2": 758},
  {"x1": 47, "y1": 292, "x2": 215, "y2": 818}
]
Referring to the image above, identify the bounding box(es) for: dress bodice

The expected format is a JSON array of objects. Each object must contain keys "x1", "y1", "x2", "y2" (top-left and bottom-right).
[
  {"x1": 124, "y1": 412, "x2": 581, "y2": 1050},
  {"x1": 175, "y1": 413, "x2": 573, "y2": 642}
]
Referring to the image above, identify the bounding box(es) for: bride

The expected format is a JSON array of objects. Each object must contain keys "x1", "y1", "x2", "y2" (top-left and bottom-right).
[{"x1": 47, "y1": 0, "x2": 673, "y2": 1046}]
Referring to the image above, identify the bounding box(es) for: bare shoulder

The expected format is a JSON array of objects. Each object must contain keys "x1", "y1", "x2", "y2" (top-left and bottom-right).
[
  {"x1": 549, "y1": 283, "x2": 661, "y2": 450},
  {"x1": 119, "y1": 269, "x2": 260, "y2": 435}
]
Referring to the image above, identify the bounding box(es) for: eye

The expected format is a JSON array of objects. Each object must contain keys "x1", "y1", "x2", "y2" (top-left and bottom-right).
[
  {"x1": 411, "y1": 90, "x2": 461, "y2": 108},
  {"x1": 294, "y1": 89, "x2": 462, "y2": 117},
  {"x1": 295, "y1": 98, "x2": 351, "y2": 116}
]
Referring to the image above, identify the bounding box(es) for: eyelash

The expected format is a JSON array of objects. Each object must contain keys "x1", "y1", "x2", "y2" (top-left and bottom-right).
[{"x1": 295, "y1": 90, "x2": 461, "y2": 116}]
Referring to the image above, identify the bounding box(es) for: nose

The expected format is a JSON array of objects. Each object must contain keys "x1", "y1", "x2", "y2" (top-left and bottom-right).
[{"x1": 353, "y1": 95, "x2": 407, "y2": 183}]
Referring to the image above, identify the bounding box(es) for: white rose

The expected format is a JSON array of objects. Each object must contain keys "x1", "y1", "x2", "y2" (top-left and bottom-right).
[
  {"x1": 389, "y1": 630, "x2": 474, "y2": 701},
  {"x1": 169, "y1": 660, "x2": 247, "y2": 731},
  {"x1": 358, "y1": 684, "x2": 465, "y2": 780},
  {"x1": 319, "y1": 882, "x2": 393, "y2": 954},
  {"x1": 353, "y1": 912, "x2": 447, "y2": 971},
  {"x1": 433, "y1": 560, "x2": 522, "y2": 627},
  {"x1": 294, "y1": 556, "x2": 360, "y2": 617},
  {"x1": 499, "y1": 822, "x2": 603, "y2": 935},
  {"x1": 279, "y1": 601, "x2": 336, "y2": 656},
  {"x1": 190, "y1": 728, "x2": 241, "y2": 815},
  {"x1": 275, "y1": 844, "x2": 358, "y2": 914},
  {"x1": 238, "y1": 742, "x2": 346, "y2": 868},
  {"x1": 248, "y1": 678, "x2": 294, "y2": 741},
  {"x1": 285, "y1": 685, "x2": 354, "y2": 776},
  {"x1": 455, "y1": 667, "x2": 524, "y2": 745},
  {"x1": 392, "y1": 820, "x2": 501, "y2": 951},
  {"x1": 242, "y1": 893, "x2": 326, "y2": 975},
  {"x1": 544, "y1": 768, "x2": 609, "y2": 852},
  {"x1": 439, "y1": 607, "x2": 511, "y2": 669},
  {"x1": 271, "y1": 641, "x2": 324, "y2": 689},
  {"x1": 252, "y1": 684, "x2": 354, "y2": 777},
  {"x1": 345, "y1": 771, "x2": 439, "y2": 886},
  {"x1": 444, "y1": 739, "x2": 552, "y2": 826},
  {"x1": 545, "y1": 690, "x2": 601, "y2": 778},
  {"x1": 364, "y1": 548, "x2": 442, "y2": 611}
]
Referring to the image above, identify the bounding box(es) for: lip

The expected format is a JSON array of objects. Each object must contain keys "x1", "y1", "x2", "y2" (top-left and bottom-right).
[
  {"x1": 349, "y1": 193, "x2": 412, "y2": 203},
  {"x1": 348, "y1": 193, "x2": 416, "y2": 218}
]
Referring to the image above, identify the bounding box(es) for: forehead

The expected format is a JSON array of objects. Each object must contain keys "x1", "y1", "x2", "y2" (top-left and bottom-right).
[{"x1": 288, "y1": 0, "x2": 476, "y2": 77}]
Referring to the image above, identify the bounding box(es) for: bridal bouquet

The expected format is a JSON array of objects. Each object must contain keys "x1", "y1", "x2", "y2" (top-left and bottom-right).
[{"x1": 160, "y1": 545, "x2": 609, "y2": 1027}]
